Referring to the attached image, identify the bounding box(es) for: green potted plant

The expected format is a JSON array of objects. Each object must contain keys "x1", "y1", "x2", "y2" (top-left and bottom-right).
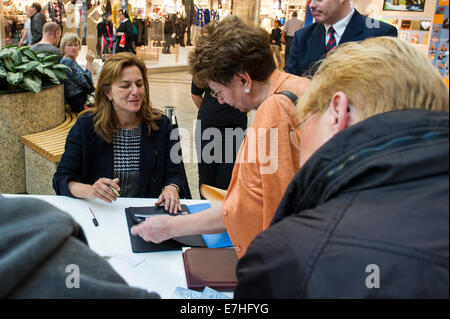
[
  {"x1": 0, "y1": 45, "x2": 71, "y2": 93},
  {"x1": 0, "y1": 45, "x2": 71, "y2": 194}
]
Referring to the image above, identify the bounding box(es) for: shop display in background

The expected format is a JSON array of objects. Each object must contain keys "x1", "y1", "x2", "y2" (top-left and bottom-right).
[
  {"x1": 2, "y1": 0, "x2": 202, "y2": 63},
  {"x1": 2, "y1": 0, "x2": 29, "y2": 47},
  {"x1": 428, "y1": 0, "x2": 449, "y2": 86}
]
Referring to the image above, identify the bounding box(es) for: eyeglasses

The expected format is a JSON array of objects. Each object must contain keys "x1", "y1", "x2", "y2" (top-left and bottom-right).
[
  {"x1": 209, "y1": 88, "x2": 222, "y2": 99},
  {"x1": 289, "y1": 111, "x2": 317, "y2": 151}
]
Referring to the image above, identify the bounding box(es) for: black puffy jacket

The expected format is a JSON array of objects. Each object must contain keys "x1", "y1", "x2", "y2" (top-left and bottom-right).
[
  {"x1": 235, "y1": 109, "x2": 449, "y2": 298},
  {"x1": 0, "y1": 196, "x2": 160, "y2": 298}
]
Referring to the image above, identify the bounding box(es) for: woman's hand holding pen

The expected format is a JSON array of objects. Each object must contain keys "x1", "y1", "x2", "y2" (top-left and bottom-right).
[{"x1": 91, "y1": 177, "x2": 121, "y2": 203}]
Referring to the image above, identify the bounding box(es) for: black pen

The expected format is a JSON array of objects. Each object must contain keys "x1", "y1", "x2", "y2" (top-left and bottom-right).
[{"x1": 88, "y1": 207, "x2": 99, "y2": 227}]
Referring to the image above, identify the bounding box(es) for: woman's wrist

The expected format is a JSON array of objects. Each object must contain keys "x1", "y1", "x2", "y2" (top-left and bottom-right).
[{"x1": 165, "y1": 183, "x2": 180, "y2": 193}]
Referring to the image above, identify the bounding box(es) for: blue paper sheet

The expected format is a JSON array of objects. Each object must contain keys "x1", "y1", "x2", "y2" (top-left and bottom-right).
[{"x1": 187, "y1": 203, "x2": 233, "y2": 248}]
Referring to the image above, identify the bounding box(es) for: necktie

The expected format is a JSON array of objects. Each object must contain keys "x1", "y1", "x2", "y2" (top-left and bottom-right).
[{"x1": 326, "y1": 26, "x2": 337, "y2": 52}]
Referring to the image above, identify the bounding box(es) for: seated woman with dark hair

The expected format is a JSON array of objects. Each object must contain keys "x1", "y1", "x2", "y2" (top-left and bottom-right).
[
  {"x1": 60, "y1": 32, "x2": 95, "y2": 112},
  {"x1": 53, "y1": 53, "x2": 191, "y2": 213}
]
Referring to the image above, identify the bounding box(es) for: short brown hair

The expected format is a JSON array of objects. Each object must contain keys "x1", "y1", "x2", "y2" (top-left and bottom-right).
[
  {"x1": 299, "y1": 37, "x2": 449, "y2": 121},
  {"x1": 31, "y1": 2, "x2": 41, "y2": 12},
  {"x1": 83, "y1": 53, "x2": 162, "y2": 144},
  {"x1": 43, "y1": 22, "x2": 60, "y2": 35},
  {"x1": 189, "y1": 15, "x2": 276, "y2": 88}
]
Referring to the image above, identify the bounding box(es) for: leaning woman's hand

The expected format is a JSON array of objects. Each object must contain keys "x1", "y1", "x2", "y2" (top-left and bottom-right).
[
  {"x1": 91, "y1": 177, "x2": 120, "y2": 203},
  {"x1": 130, "y1": 215, "x2": 174, "y2": 243},
  {"x1": 155, "y1": 184, "x2": 181, "y2": 214}
]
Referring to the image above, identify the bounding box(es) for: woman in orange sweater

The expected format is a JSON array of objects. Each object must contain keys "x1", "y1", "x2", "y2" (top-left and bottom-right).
[{"x1": 131, "y1": 16, "x2": 309, "y2": 258}]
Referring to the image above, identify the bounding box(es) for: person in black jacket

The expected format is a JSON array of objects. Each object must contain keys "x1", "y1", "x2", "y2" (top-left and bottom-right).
[
  {"x1": 30, "y1": 2, "x2": 47, "y2": 44},
  {"x1": 53, "y1": 53, "x2": 191, "y2": 213},
  {"x1": 285, "y1": 1, "x2": 398, "y2": 76},
  {"x1": 234, "y1": 37, "x2": 449, "y2": 298},
  {"x1": 191, "y1": 81, "x2": 247, "y2": 197},
  {"x1": 0, "y1": 195, "x2": 160, "y2": 299},
  {"x1": 97, "y1": 13, "x2": 114, "y2": 58},
  {"x1": 175, "y1": 15, "x2": 187, "y2": 47},
  {"x1": 116, "y1": 9, "x2": 135, "y2": 54},
  {"x1": 163, "y1": 14, "x2": 175, "y2": 54}
]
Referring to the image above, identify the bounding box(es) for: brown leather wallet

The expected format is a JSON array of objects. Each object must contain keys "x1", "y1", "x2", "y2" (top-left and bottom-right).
[{"x1": 182, "y1": 248, "x2": 238, "y2": 291}]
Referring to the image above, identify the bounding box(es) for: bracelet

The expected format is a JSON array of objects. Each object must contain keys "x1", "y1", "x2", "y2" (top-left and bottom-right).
[{"x1": 165, "y1": 183, "x2": 180, "y2": 193}]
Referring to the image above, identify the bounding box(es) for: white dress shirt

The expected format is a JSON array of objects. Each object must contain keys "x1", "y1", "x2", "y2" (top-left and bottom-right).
[{"x1": 324, "y1": 8, "x2": 355, "y2": 46}]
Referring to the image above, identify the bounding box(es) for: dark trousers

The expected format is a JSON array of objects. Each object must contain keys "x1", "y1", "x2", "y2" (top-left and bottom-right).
[
  {"x1": 285, "y1": 36, "x2": 293, "y2": 65},
  {"x1": 195, "y1": 122, "x2": 246, "y2": 198}
]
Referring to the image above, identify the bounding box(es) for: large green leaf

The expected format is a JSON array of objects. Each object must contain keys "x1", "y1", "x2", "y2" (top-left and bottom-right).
[
  {"x1": 41, "y1": 54, "x2": 60, "y2": 62},
  {"x1": 42, "y1": 68, "x2": 60, "y2": 85},
  {"x1": 0, "y1": 66, "x2": 6, "y2": 78},
  {"x1": 51, "y1": 68, "x2": 67, "y2": 81},
  {"x1": 2, "y1": 57, "x2": 15, "y2": 72},
  {"x1": 22, "y1": 49, "x2": 37, "y2": 61},
  {"x1": 23, "y1": 74, "x2": 42, "y2": 93},
  {"x1": 36, "y1": 53, "x2": 49, "y2": 60},
  {"x1": 15, "y1": 61, "x2": 40, "y2": 72},
  {"x1": 31, "y1": 73, "x2": 42, "y2": 84},
  {"x1": 6, "y1": 72, "x2": 23, "y2": 86},
  {"x1": 42, "y1": 61, "x2": 57, "y2": 68},
  {"x1": 11, "y1": 48, "x2": 23, "y2": 65},
  {"x1": 36, "y1": 64, "x2": 44, "y2": 74},
  {"x1": 18, "y1": 45, "x2": 31, "y2": 52},
  {"x1": 52, "y1": 64, "x2": 72, "y2": 72},
  {"x1": 0, "y1": 48, "x2": 13, "y2": 59}
]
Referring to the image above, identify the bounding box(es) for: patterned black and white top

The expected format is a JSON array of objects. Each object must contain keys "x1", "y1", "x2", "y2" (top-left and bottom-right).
[{"x1": 113, "y1": 126, "x2": 141, "y2": 197}]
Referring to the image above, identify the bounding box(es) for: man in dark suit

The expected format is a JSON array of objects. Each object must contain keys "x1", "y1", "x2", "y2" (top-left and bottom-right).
[{"x1": 285, "y1": 0, "x2": 398, "y2": 76}]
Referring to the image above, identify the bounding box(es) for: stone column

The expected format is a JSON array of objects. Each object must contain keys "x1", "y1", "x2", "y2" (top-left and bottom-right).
[
  {"x1": 231, "y1": 0, "x2": 261, "y2": 27},
  {"x1": 0, "y1": 85, "x2": 65, "y2": 194}
]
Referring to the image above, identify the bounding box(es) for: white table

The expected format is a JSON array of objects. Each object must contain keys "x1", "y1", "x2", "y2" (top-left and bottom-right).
[{"x1": 3, "y1": 194, "x2": 220, "y2": 299}]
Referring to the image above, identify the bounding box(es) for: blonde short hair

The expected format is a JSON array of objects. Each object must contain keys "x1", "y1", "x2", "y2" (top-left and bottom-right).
[
  {"x1": 60, "y1": 32, "x2": 81, "y2": 54},
  {"x1": 298, "y1": 37, "x2": 449, "y2": 121}
]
